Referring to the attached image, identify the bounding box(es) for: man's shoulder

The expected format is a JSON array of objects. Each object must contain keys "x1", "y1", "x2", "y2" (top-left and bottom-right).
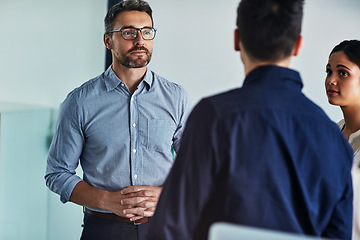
[
  {"x1": 65, "y1": 73, "x2": 105, "y2": 101},
  {"x1": 197, "y1": 88, "x2": 243, "y2": 114},
  {"x1": 198, "y1": 86, "x2": 340, "y2": 132},
  {"x1": 151, "y1": 70, "x2": 186, "y2": 93}
]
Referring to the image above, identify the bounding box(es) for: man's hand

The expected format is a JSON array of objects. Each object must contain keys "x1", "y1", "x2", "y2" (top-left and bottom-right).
[
  {"x1": 70, "y1": 182, "x2": 162, "y2": 221},
  {"x1": 120, "y1": 185, "x2": 162, "y2": 221}
]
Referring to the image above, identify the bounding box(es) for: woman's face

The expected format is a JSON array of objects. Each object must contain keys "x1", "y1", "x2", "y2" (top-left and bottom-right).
[{"x1": 325, "y1": 51, "x2": 360, "y2": 107}]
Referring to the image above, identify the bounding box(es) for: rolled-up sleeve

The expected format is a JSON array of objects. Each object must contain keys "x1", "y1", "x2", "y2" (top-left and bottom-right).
[{"x1": 45, "y1": 94, "x2": 84, "y2": 203}]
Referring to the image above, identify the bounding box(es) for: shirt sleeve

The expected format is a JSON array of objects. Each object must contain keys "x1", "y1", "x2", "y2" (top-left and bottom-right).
[
  {"x1": 322, "y1": 162, "x2": 353, "y2": 240},
  {"x1": 147, "y1": 99, "x2": 223, "y2": 239},
  {"x1": 172, "y1": 86, "x2": 193, "y2": 153},
  {"x1": 44, "y1": 94, "x2": 85, "y2": 203}
]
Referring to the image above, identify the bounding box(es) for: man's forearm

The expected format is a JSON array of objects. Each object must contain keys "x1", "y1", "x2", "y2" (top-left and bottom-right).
[{"x1": 70, "y1": 181, "x2": 108, "y2": 210}]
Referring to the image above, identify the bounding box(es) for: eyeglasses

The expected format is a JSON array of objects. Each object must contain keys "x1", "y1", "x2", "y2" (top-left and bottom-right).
[{"x1": 107, "y1": 27, "x2": 157, "y2": 40}]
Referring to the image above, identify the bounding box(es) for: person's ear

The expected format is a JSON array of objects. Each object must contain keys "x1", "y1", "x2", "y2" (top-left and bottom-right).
[
  {"x1": 104, "y1": 33, "x2": 112, "y2": 50},
  {"x1": 293, "y1": 35, "x2": 303, "y2": 57},
  {"x1": 234, "y1": 28, "x2": 241, "y2": 52}
]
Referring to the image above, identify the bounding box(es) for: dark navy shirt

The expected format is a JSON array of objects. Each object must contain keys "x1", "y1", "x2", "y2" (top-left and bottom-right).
[{"x1": 147, "y1": 66, "x2": 353, "y2": 240}]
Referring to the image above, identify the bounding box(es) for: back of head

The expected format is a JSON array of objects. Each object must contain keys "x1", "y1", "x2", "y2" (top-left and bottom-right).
[
  {"x1": 236, "y1": 0, "x2": 304, "y2": 62},
  {"x1": 104, "y1": 0, "x2": 153, "y2": 33},
  {"x1": 330, "y1": 40, "x2": 360, "y2": 68}
]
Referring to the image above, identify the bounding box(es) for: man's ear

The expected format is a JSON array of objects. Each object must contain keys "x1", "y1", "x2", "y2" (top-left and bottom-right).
[
  {"x1": 293, "y1": 35, "x2": 303, "y2": 57},
  {"x1": 234, "y1": 29, "x2": 241, "y2": 52},
  {"x1": 104, "y1": 33, "x2": 112, "y2": 50}
]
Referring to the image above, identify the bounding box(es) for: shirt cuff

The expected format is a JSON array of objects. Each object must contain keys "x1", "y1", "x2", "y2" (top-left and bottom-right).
[{"x1": 60, "y1": 176, "x2": 82, "y2": 203}]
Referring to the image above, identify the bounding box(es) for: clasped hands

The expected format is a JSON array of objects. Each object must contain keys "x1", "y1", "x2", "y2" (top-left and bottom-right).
[{"x1": 107, "y1": 185, "x2": 162, "y2": 221}]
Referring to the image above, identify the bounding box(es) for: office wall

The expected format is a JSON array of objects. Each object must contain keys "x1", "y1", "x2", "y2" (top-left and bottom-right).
[
  {"x1": 0, "y1": 1, "x2": 106, "y2": 238},
  {"x1": 0, "y1": 0, "x2": 359, "y2": 239},
  {"x1": 150, "y1": 0, "x2": 360, "y2": 122},
  {"x1": 0, "y1": 0, "x2": 107, "y2": 108},
  {"x1": 1, "y1": 0, "x2": 360, "y2": 121},
  {"x1": 0, "y1": 104, "x2": 51, "y2": 240}
]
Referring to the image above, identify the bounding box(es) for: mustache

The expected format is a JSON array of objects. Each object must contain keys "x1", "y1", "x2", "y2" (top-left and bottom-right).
[{"x1": 128, "y1": 46, "x2": 150, "y2": 54}]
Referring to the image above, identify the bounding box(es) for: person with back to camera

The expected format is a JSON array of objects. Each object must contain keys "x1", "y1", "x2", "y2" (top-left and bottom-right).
[
  {"x1": 146, "y1": 0, "x2": 354, "y2": 239},
  {"x1": 44, "y1": 0, "x2": 192, "y2": 239},
  {"x1": 325, "y1": 39, "x2": 360, "y2": 240}
]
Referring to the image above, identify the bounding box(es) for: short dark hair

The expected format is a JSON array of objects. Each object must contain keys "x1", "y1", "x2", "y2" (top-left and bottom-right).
[
  {"x1": 330, "y1": 40, "x2": 360, "y2": 68},
  {"x1": 236, "y1": 0, "x2": 304, "y2": 61},
  {"x1": 104, "y1": 0, "x2": 153, "y2": 33}
]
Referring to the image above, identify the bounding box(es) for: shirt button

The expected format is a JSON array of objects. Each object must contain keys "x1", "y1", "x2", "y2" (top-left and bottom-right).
[
  {"x1": 133, "y1": 149, "x2": 136, "y2": 153},
  {"x1": 134, "y1": 175, "x2": 138, "y2": 179},
  {"x1": 132, "y1": 123, "x2": 136, "y2": 128}
]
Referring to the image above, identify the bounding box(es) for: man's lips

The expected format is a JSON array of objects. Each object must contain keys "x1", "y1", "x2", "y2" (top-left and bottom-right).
[
  {"x1": 128, "y1": 47, "x2": 148, "y2": 54},
  {"x1": 131, "y1": 50, "x2": 146, "y2": 54}
]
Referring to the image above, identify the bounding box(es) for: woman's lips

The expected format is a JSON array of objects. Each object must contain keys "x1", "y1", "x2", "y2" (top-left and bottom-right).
[{"x1": 327, "y1": 89, "x2": 339, "y2": 96}]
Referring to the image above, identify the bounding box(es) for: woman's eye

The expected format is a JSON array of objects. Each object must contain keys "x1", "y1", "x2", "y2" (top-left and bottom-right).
[
  {"x1": 325, "y1": 68, "x2": 332, "y2": 76},
  {"x1": 339, "y1": 70, "x2": 348, "y2": 77}
]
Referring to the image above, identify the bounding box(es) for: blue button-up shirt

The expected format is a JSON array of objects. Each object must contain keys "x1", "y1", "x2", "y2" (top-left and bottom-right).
[{"x1": 45, "y1": 67, "x2": 192, "y2": 205}]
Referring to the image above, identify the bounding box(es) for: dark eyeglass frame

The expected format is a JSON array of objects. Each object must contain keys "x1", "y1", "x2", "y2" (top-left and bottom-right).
[{"x1": 106, "y1": 27, "x2": 157, "y2": 40}]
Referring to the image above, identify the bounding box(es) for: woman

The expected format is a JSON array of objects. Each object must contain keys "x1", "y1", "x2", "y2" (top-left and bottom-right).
[{"x1": 325, "y1": 39, "x2": 360, "y2": 239}]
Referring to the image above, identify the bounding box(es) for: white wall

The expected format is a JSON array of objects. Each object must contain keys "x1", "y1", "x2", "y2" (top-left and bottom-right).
[
  {"x1": 0, "y1": 0, "x2": 107, "y2": 108},
  {"x1": 149, "y1": 0, "x2": 360, "y2": 121},
  {"x1": 1, "y1": 0, "x2": 360, "y2": 120}
]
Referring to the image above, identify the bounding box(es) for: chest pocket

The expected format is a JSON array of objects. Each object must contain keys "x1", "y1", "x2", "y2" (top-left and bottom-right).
[{"x1": 147, "y1": 119, "x2": 176, "y2": 153}]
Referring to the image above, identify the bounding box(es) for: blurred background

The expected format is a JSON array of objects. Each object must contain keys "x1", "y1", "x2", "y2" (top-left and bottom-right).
[{"x1": 0, "y1": 0, "x2": 359, "y2": 239}]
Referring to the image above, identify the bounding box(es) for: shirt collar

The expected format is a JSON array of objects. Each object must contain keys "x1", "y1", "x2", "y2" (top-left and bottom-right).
[
  {"x1": 104, "y1": 66, "x2": 153, "y2": 91},
  {"x1": 338, "y1": 119, "x2": 360, "y2": 148},
  {"x1": 243, "y1": 65, "x2": 303, "y2": 90}
]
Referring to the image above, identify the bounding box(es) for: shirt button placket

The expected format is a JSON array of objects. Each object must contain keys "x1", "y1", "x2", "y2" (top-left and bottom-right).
[{"x1": 130, "y1": 95, "x2": 138, "y2": 185}]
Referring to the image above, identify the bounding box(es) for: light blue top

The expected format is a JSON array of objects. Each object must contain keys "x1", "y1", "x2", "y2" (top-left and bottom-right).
[{"x1": 45, "y1": 66, "x2": 192, "y2": 207}]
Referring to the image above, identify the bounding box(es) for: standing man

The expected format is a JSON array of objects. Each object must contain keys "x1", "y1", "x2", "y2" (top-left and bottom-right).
[
  {"x1": 45, "y1": 1, "x2": 192, "y2": 239},
  {"x1": 146, "y1": 0, "x2": 353, "y2": 239}
]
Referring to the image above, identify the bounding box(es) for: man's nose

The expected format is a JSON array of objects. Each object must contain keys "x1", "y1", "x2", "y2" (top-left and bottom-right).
[{"x1": 134, "y1": 30, "x2": 145, "y2": 45}]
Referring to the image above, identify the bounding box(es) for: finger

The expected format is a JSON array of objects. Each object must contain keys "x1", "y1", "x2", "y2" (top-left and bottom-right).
[
  {"x1": 121, "y1": 185, "x2": 160, "y2": 195},
  {"x1": 121, "y1": 196, "x2": 159, "y2": 206},
  {"x1": 121, "y1": 196, "x2": 150, "y2": 205},
  {"x1": 123, "y1": 207, "x2": 147, "y2": 217},
  {"x1": 112, "y1": 210, "x2": 128, "y2": 218},
  {"x1": 124, "y1": 213, "x2": 136, "y2": 218},
  {"x1": 121, "y1": 185, "x2": 149, "y2": 194},
  {"x1": 142, "y1": 210, "x2": 155, "y2": 217},
  {"x1": 121, "y1": 191, "x2": 156, "y2": 199},
  {"x1": 123, "y1": 208, "x2": 156, "y2": 219},
  {"x1": 129, "y1": 216, "x2": 144, "y2": 222},
  {"x1": 129, "y1": 210, "x2": 156, "y2": 221},
  {"x1": 130, "y1": 199, "x2": 157, "y2": 208}
]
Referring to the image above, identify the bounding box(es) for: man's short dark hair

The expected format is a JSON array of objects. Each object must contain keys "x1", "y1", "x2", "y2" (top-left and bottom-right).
[
  {"x1": 104, "y1": 0, "x2": 153, "y2": 33},
  {"x1": 236, "y1": 0, "x2": 304, "y2": 62}
]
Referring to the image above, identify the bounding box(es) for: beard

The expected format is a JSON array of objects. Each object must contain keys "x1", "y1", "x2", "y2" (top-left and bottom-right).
[{"x1": 116, "y1": 46, "x2": 152, "y2": 68}]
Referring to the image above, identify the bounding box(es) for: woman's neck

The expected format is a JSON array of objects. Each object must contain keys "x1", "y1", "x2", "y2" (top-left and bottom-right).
[{"x1": 341, "y1": 105, "x2": 360, "y2": 139}]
